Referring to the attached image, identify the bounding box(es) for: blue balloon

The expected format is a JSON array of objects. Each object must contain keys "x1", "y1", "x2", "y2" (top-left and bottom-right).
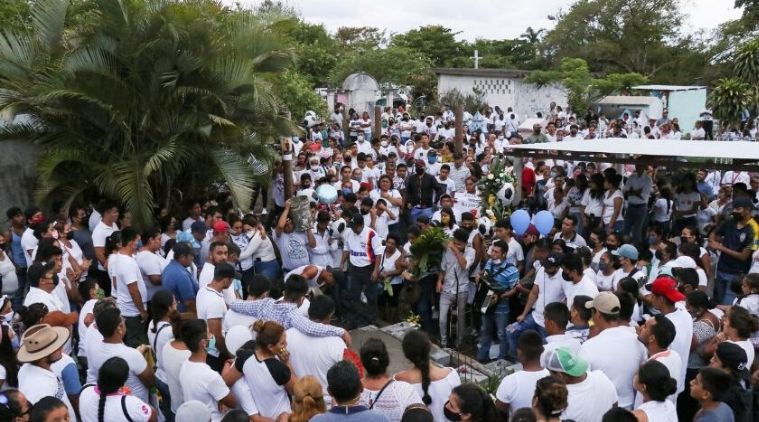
[
  {"x1": 535, "y1": 210, "x2": 554, "y2": 236},
  {"x1": 316, "y1": 184, "x2": 338, "y2": 205},
  {"x1": 511, "y1": 209, "x2": 530, "y2": 236}
]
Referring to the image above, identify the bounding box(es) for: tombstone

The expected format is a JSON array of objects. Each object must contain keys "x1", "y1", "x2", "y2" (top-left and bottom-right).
[{"x1": 342, "y1": 72, "x2": 379, "y2": 116}]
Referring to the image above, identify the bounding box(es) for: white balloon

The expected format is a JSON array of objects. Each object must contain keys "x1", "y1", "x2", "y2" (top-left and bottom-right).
[
  {"x1": 316, "y1": 184, "x2": 338, "y2": 205},
  {"x1": 497, "y1": 182, "x2": 515, "y2": 206}
]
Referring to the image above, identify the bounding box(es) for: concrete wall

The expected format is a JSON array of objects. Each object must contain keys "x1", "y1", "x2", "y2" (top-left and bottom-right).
[
  {"x1": 0, "y1": 141, "x2": 39, "y2": 213},
  {"x1": 667, "y1": 89, "x2": 707, "y2": 133},
  {"x1": 438, "y1": 74, "x2": 568, "y2": 119}
]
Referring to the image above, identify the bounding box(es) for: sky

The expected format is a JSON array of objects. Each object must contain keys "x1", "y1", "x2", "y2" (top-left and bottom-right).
[{"x1": 233, "y1": 0, "x2": 743, "y2": 41}]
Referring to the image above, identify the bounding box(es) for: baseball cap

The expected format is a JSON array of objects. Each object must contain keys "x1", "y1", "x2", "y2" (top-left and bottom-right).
[
  {"x1": 414, "y1": 159, "x2": 426, "y2": 168},
  {"x1": 733, "y1": 197, "x2": 753, "y2": 210},
  {"x1": 42, "y1": 310, "x2": 78, "y2": 327},
  {"x1": 585, "y1": 292, "x2": 621, "y2": 315},
  {"x1": 214, "y1": 262, "x2": 237, "y2": 280},
  {"x1": 212, "y1": 221, "x2": 229, "y2": 233},
  {"x1": 671, "y1": 256, "x2": 697, "y2": 269},
  {"x1": 611, "y1": 244, "x2": 638, "y2": 261},
  {"x1": 190, "y1": 221, "x2": 207, "y2": 233},
  {"x1": 541, "y1": 347, "x2": 588, "y2": 377},
  {"x1": 646, "y1": 276, "x2": 686, "y2": 303},
  {"x1": 542, "y1": 252, "x2": 563, "y2": 268}
]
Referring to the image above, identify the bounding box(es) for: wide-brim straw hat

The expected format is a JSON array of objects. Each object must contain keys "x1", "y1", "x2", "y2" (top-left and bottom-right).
[{"x1": 17, "y1": 323, "x2": 70, "y2": 363}]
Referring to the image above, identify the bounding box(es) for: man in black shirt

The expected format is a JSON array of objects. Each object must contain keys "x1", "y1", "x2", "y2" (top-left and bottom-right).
[{"x1": 405, "y1": 159, "x2": 443, "y2": 224}]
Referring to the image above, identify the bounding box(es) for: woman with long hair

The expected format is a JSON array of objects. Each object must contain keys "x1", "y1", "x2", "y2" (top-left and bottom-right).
[
  {"x1": 0, "y1": 324, "x2": 19, "y2": 390},
  {"x1": 147, "y1": 290, "x2": 177, "y2": 420},
  {"x1": 632, "y1": 360, "x2": 678, "y2": 421},
  {"x1": 583, "y1": 173, "x2": 605, "y2": 235},
  {"x1": 532, "y1": 376, "x2": 568, "y2": 422},
  {"x1": 601, "y1": 173, "x2": 624, "y2": 234},
  {"x1": 289, "y1": 375, "x2": 326, "y2": 422},
  {"x1": 443, "y1": 383, "x2": 498, "y2": 422},
  {"x1": 673, "y1": 173, "x2": 701, "y2": 236},
  {"x1": 160, "y1": 310, "x2": 190, "y2": 418},
  {"x1": 360, "y1": 338, "x2": 422, "y2": 422},
  {"x1": 79, "y1": 356, "x2": 157, "y2": 422},
  {"x1": 394, "y1": 330, "x2": 460, "y2": 422}
]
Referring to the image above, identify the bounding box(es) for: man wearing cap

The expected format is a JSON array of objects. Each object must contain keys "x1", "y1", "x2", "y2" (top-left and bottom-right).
[
  {"x1": 197, "y1": 262, "x2": 235, "y2": 370},
  {"x1": 611, "y1": 244, "x2": 646, "y2": 289},
  {"x1": 405, "y1": 158, "x2": 441, "y2": 224},
  {"x1": 542, "y1": 347, "x2": 618, "y2": 422},
  {"x1": 645, "y1": 276, "x2": 692, "y2": 397},
  {"x1": 710, "y1": 196, "x2": 756, "y2": 304},
  {"x1": 340, "y1": 214, "x2": 383, "y2": 327},
  {"x1": 17, "y1": 324, "x2": 77, "y2": 420},
  {"x1": 162, "y1": 242, "x2": 199, "y2": 316},
  {"x1": 509, "y1": 253, "x2": 566, "y2": 358},
  {"x1": 578, "y1": 292, "x2": 645, "y2": 410}
]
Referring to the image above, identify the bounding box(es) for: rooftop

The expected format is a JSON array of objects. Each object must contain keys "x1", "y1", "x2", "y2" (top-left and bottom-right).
[{"x1": 433, "y1": 67, "x2": 531, "y2": 78}]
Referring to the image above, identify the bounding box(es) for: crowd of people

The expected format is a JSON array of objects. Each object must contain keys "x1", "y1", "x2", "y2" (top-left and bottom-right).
[{"x1": 0, "y1": 102, "x2": 758, "y2": 422}]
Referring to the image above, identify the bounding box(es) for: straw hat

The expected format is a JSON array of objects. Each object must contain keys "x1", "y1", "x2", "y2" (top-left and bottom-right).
[{"x1": 17, "y1": 323, "x2": 70, "y2": 363}]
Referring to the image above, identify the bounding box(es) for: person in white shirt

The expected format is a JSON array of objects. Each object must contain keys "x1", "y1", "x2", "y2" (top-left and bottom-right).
[
  {"x1": 86, "y1": 307, "x2": 154, "y2": 404},
  {"x1": 541, "y1": 302, "x2": 582, "y2": 357},
  {"x1": 495, "y1": 330, "x2": 550, "y2": 418},
  {"x1": 611, "y1": 244, "x2": 647, "y2": 290},
  {"x1": 631, "y1": 360, "x2": 678, "y2": 422},
  {"x1": 436, "y1": 230, "x2": 475, "y2": 348},
  {"x1": 23, "y1": 262, "x2": 64, "y2": 312},
  {"x1": 541, "y1": 346, "x2": 618, "y2": 422},
  {"x1": 579, "y1": 292, "x2": 646, "y2": 409},
  {"x1": 91, "y1": 202, "x2": 120, "y2": 296},
  {"x1": 135, "y1": 228, "x2": 167, "y2": 307},
  {"x1": 553, "y1": 215, "x2": 586, "y2": 250},
  {"x1": 198, "y1": 242, "x2": 237, "y2": 305},
  {"x1": 623, "y1": 165, "x2": 653, "y2": 244},
  {"x1": 79, "y1": 356, "x2": 156, "y2": 422},
  {"x1": 17, "y1": 324, "x2": 78, "y2": 422},
  {"x1": 179, "y1": 319, "x2": 236, "y2": 422},
  {"x1": 634, "y1": 314, "x2": 682, "y2": 407},
  {"x1": 340, "y1": 215, "x2": 383, "y2": 327},
  {"x1": 561, "y1": 254, "x2": 599, "y2": 308},
  {"x1": 286, "y1": 295, "x2": 346, "y2": 401},
  {"x1": 181, "y1": 201, "x2": 203, "y2": 231},
  {"x1": 109, "y1": 227, "x2": 149, "y2": 347},
  {"x1": 196, "y1": 263, "x2": 235, "y2": 371}
]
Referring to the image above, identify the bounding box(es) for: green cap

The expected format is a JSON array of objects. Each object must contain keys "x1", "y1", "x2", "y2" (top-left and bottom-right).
[{"x1": 541, "y1": 347, "x2": 588, "y2": 377}]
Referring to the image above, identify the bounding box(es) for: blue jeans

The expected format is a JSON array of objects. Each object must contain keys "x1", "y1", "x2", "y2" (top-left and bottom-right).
[
  {"x1": 623, "y1": 204, "x2": 647, "y2": 244},
  {"x1": 715, "y1": 270, "x2": 741, "y2": 305},
  {"x1": 254, "y1": 259, "x2": 280, "y2": 282},
  {"x1": 477, "y1": 304, "x2": 509, "y2": 361},
  {"x1": 409, "y1": 207, "x2": 433, "y2": 225},
  {"x1": 506, "y1": 313, "x2": 547, "y2": 360}
]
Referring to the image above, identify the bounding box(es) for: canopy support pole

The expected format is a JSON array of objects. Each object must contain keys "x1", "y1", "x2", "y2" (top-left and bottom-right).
[{"x1": 513, "y1": 156, "x2": 523, "y2": 207}]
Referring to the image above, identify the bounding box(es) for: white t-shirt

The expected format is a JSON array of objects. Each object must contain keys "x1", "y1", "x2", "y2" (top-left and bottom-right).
[
  {"x1": 562, "y1": 370, "x2": 618, "y2": 422},
  {"x1": 223, "y1": 309, "x2": 257, "y2": 335},
  {"x1": 531, "y1": 268, "x2": 566, "y2": 327},
  {"x1": 496, "y1": 369, "x2": 550, "y2": 417},
  {"x1": 286, "y1": 327, "x2": 345, "y2": 399},
  {"x1": 240, "y1": 353, "x2": 292, "y2": 418},
  {"x1": 652, "y1": 198, "x2": 673, "y2": 223},
  {"x1": 579, "y1": 326, "x2": 646, "y2": 408},
  {"x1": 77, "y1": 299, "x2": 97, "y2": 357},
  {"x1": 664, "y1": 308, "x2": 693, "y2": 393},
  {"x1": 360, "y1": 380, "x2": 422, "y2": 422},
  {"x1": 79, "y1": 386, "x2": 152, "y2": 422},
  {"x1": 147, "y1": 320, "x2": 173, "y2": 383},
  {"x1": 343, "y1": 226, "x2": 383, "y2": 268},
  {"x1": 20, "y1": 228, "x2": 38, "y2": 267},
  {"x1": 23, "y1": 286, "x2": 63, "y2": 311},
  {"x1": 18, "y1": 364, "x2": 77, "y2": 422},
  {"x1": 674, "y1": 191, "x2": 701, "y2": 217},
  {"x1": 86, "y1": 341, "x2": 150, "y2": 402},
  {"x1": 198, "y1": 263, "x2": 236, "y2": 305},
  {"x1": 633, "y1": 350, "x2": 683, "y2": 408},
  {"x1": 135, "y1": 250, "x2": 167, "y2": 302},
  {"x1": 110, "y1": 253, "x2": 147, "y2": 317},
  {"x1": 602, "y1": 190, "x2": 624, "y2": 225},
  {"x1": 161, "y1": 342, "x2": 191, "y2": 413},
  {"x1": 92, "y1": 221, "x2": 118, "y2": 270},
  {"x1": 196, "y1": 286, "x2": 227, "y2": 358},
  {"x1": 180, "y1": 360, "x2": 231, "y2": 422},
  {"x1": 562, "y1": 275, "x2": 599, "y2": 310}
]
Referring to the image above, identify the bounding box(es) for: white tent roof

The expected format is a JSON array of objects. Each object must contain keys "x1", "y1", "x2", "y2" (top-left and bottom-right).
[
  {"x1": 632, "y1": 84, "x2": 706, "y2": 91},
  {"x1": 597, "y1": 96, "x2": 661, "y2": 106},
  {"x1": 506, "y1": 139, "x2": 759, "y2": 171}
]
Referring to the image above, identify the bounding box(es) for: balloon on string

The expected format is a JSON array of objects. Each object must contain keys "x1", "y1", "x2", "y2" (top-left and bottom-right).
[
  {"x1": 534, "y1": 210, "x2": 554, "y2": 236},
  {"x1": 497, "y1": 182, "x2": 515, "y2": 206},
  {"x1": 510, "y1": 209, "x2": 530, "y2": 235},
  {"x1": 316, "y1": 184, "x2": 338, "y2": 205}
]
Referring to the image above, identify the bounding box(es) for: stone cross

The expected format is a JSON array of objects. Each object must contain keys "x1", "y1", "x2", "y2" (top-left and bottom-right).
[{"x1": 471, "y1": 49, "x2": 481, "y2": 69}]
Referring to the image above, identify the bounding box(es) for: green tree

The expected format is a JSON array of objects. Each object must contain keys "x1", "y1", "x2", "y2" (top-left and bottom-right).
[
  {"x1": 709, "y1": 78, "x2": 752, "y2": 131},
  {"x1": 526, "y1": 58, "x2": 647, "y2": 112},
  {"x1": 520, "y1": 27, "x2": 545, "y2": 44},
  {"x1": 273, "y1": 69, "x2": 327, "y2": 120},
  {"x1": 391, "y1": 25, "x2": 464, "y2": 67},
  {"x1": 0, "y1": 0, "x2": 31, "y2": 32},
  {"x1": 330, "y1": 46, "x2": 430, "y2": 86},
  {"x1": 0, "y1": 0, "x2": 296, "y2": 227},
  {"x1": 335, "y1": 26, "x2": 386, "y2": 50}
]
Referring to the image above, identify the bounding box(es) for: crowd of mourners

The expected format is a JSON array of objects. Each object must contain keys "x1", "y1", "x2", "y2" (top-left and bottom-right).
[{"x1": 0, "y1": 102, "x2": 758, "y2": 422}]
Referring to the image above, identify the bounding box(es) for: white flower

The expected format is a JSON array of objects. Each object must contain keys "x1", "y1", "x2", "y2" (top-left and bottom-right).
[{"x1": 487, "y1": 174, "x2": 494, "y2": 180}]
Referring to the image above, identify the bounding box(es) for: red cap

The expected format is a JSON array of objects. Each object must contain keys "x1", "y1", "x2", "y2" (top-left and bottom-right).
[
  {"x1": 525, "y1": 224, "x2": 539, "y2": 236},
  {"x1": 42, "y1": 310, "x2": 78, "y2": 327},
  {"x1": 212, "y1": 221, "x2": 229, "y2": 233},
  {"x1": 648, "y1": 276, "x2": 685, "y2": 303}
]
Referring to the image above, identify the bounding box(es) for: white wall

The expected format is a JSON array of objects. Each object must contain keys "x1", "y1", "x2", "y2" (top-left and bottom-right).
[{"x1": 438, "y1": 74, "x2": 567, "y2": 119}]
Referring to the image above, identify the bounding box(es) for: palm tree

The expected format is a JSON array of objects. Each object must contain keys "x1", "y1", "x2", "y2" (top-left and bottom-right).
[
  {"x1": 520, "y1": 27, "x2": 545, "y2": 44},
  {"x1": 0, "y1": 0, "x2": 296, "y2": 227},
  {"x1": 708, "y1": 78, "x2": 752, "y2": 133}
]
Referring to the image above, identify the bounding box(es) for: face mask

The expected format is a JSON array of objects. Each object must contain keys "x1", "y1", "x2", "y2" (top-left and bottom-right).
[
  {"x1": 66, "y1": 231, "x2": 74, "y2": 240},
  {"x1": 361, "y1": 209, "x2": 369, "y2": 215},
  {"x1": 96, "y1": 288, "x2": 105, "y2": 299},
  {"x1": 550, "y1": 171, "x2": 557, "y2": 178},
  {"x1": 358, "y1": 137, "x2": 365, "y2": 143},
  {"x1": 2, "y1": 312, "x2": 13, "y2": 324},
  {"x1": 443, "y1": 405, "x2": 461, "y2": 422},
  {"x1": 598, "y1": 262, "x2": 609, "y2": 272},
  {"x1": 342, "y1": 188, "x2": 352, "y2": 196},
  {"x1": 428, "y1": 156, "x2": 437, "y2": 164},
  {"x1": 732, "y1": 212, "x2": 743, "y2": 221},
  {"x1": 381, "y1": 141, "x2": 388, "y2": 147},
  {"x1": 310, "y1": 164, "x2": 320, "y2": 171},
  {"x1": 206, "y1": 335, "x2": 217, "y2": 353},
  {"x1": 561, "y1": 270, "x2": 572, "y2": 282},
  {"x1": 416, "y1": 167, "x2": 426, "y2": 175},
  {"x1": 655, "y1": 250, "x2": 663, "y2": 260},
  {"x1": 647, "y1": 236, "x2": 657, "y2": 246},
  {"x1": 491, "y1": 258, "x2": 502, "y2": 265}
]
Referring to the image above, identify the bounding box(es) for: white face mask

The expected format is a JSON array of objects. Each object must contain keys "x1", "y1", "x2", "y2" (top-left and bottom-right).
[
  {"x1": 2, "y1": 312, "x2": 13, "y2": 323},
  {"x1": 380, "y1": 141, "x2": 388, "y2": 147},
  {"x1": 310, "y1": 164, "x2": 320, "y2": 171}
]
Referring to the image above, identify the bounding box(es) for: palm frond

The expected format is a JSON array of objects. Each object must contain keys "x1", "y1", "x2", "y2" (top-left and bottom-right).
[
  {"x1": 209, "y1": 149, "x2": 255, "y2": 211},
  {"x1": 31, "y1": 0, "x2": 70, "y2": 52}
]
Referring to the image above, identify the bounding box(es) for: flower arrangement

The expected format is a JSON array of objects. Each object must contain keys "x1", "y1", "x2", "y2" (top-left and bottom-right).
[
  {"x1": 477, "y1": 155, "x2": 515, "y2": 221},
  {"x1": 403, "y1": 312, "x2": 421, "y2": 328},
  {"x1": 409, "y1": 227, "x2": 448, "y2": 278}
]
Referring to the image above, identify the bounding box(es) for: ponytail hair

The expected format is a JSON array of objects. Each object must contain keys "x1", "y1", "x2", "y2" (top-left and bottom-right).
[
  {"x1": 402, "y1": 330, "x2": 432, "y2": 405},
  {"x1": 452, "y1": 383, "x2": 499, "y2": 422},
  {"x1": 96, "y1": 357, "x2": 129, "y2": 422},
  {"x1": 637, "y1": 360, "x2": 677, "y2": 402},
  {"x1": 290, "y1": 375, "x2": 326, "y2": 422},
  {"x1": 534, "y1": 376, "x2": 568, "y2": 418},
  {"x1": 149, "y1": 290, "x2": 175, "y2": 333}
]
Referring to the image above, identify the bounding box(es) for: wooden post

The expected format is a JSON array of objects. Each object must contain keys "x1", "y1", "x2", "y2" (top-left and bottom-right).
[
  {"x1": 513, "y1": 156, "x2": 523, "y2": 206},
  {"x1": 281, "y1": 137, "x2": 294, "y2": 200},
  {"x1": 343, "y1": 112, "x2": 350, "y2": 146},
  {"x1": 454, "y1": 104, "x2": 464, "y2": 154},
  {"x1": 374, "y1": 105, "x2": 382, "y2": 140}
]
